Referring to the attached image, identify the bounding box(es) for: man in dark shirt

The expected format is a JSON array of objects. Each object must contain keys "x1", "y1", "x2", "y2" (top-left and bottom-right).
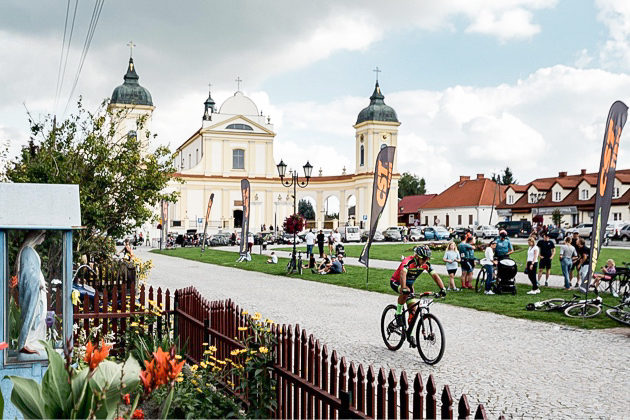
[
  {"x1": 568, "y1": 231, "x2": 580, "y2": 283},
  {"x1": 537, "y1": 232, "x2": 555, "y2": 287},
  {"x1": 316, "y1": 230, "x2": 325, "y2": 258},
  {"x1": 577, "y1": 238, "x2": 591, "y2": 292}
]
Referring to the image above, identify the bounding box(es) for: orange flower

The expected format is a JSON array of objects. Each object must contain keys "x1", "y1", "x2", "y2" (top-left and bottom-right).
[
  {"x1": 140, "y1": 346, "x2": 185, "y2": 395},
  {"x1": 10, "y1": 275, "x2": 17, "y2": 289},
  {"x1": 132, "y1": 409, "x2": 144, "y2": 419},
  {"x1": 84, "y1": 339, "x2": 111, "y2": 370},
  {"x1": 123, "y1": 393, "x2": 131, "y2": 405}
]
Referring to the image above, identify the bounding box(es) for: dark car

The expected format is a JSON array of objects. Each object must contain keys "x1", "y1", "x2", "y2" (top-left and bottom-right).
[
  {"x1": 382, "y1": 227, "x2": 402, "y2": 242},
  {"x1": 451, "y1": 228, "x2": 471, "y2": 241},
  {"x1": 548, "y1": 228, "x2": 565, "y2": 244},
  {"x1": 496, "y1": 220, "x2": 532, "y2": 238}
]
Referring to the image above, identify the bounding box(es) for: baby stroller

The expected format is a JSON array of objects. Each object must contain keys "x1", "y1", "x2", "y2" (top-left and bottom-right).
[
  {"x1": 494, "y1": 258, "x2": 518, "y2": 295},
  {"x1": 335, "y1": 243, "x2": 346, "y2": 257}
]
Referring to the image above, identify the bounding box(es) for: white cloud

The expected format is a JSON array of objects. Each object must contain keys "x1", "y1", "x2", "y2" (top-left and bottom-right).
[
  {"x1": 465, "y1": 8, "x2": 541, "y2": 41},
  {"x1": 596, "y1": 0, "x2": 630, "y2": 70}
]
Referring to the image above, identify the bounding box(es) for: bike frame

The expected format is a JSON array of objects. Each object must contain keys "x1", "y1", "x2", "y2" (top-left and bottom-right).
[{"x1": 401, "y1": 294, "x2": 433, "y2": 334}]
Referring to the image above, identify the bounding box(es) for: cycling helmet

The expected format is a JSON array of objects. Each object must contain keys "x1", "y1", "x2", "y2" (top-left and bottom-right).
[{"x1": 414, "y1": 245, "x2": 432, "y2": 258}]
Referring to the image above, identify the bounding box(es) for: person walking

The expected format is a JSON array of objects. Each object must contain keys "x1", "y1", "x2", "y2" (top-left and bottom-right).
[
  {"x1": 327, "y1": 231, "x2": 334, "y2": 256},
  {"x1": 481, "y1": 241, "x2": 497, "y2": 295},
  {"x1": 568, "y1": 231, "x2": 580, "y2": 284},
  {"x1": 316, "y1": 230, "x2": 325, "y2": 258},
  {"x1": 458, "y1": 236, "x2": 475, "y2": 289},
  {"x1": 537, "y1": 232, "x2": 555, "y2": 287},
  {"x1": 247, "y1": 232, "x2": 254, "y2": 254},
  {"x1": 305, "y1": 229, "x2": 316, "y2": 257},
  {"x1": 443, "y1": 241, "x2": 461, "y2": 291},
  {"x1": 558, "y1": 237, "x2": 577, "y2": 290},
  {"x1": 576, "y1": 238, "x2": 591, "y2": 292},
  {"x1": 526, "y1": 237, "x2": 540, "y2": 294}
]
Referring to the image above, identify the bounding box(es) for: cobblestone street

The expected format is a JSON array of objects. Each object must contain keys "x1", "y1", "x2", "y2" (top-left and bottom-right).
[{"x1": 140, "y1": 248, "x2": 630, "y2": 418}]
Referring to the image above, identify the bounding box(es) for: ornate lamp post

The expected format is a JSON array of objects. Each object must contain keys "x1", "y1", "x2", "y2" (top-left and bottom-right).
[{"x1": 277, "y1": 159, "x2": 312, "y2": 273}]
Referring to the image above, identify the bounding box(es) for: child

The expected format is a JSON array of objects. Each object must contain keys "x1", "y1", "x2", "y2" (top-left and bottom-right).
[
  {"x1": 266, "y1": 252, "x2": 278, "y2": 264},
  {"x1": 591, "y1": 259, "x2": 616, "y2": 293},
  {"x1": 442, "y1": 241, "x2": 460, "y2": 291}
]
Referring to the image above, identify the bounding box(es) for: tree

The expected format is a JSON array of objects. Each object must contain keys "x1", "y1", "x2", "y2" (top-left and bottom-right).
[
  {"x1": 491, "y1": 167, "x2": 517, "y2": 185},
  {"x1": 3, "y1": 100, "x2": 180, "y2": 260},
  {"x1": 298, "y1": 199, "x2": 315, "y2": 220},
  {"x1": 398, "y1": 172, "x2": 427, "y2": 198},
  {"x1": 552, "y1": 209, "x2": 563, "y2": 227}
]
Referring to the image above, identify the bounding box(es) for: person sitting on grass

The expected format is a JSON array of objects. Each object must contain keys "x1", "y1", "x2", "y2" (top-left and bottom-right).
[
  {"x1": 303, "y1": 253, "x2": 316, "y2": 270},
  {"x1": 314, "y1": 254, "x2": 330, "y2": 273},
  {"x1": 591, "y1": 259, "x2": 616, "y2": 294},
  {"x1": 266, "y1": 252, "x2": 278, "y2": 264},
  {"x1": 320, "y1": 254, "x2": 346, "y2": 274}
]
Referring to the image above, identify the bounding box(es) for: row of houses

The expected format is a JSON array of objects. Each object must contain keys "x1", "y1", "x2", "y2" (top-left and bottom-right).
[{"x1": 398, "y1": 169, "x2": 630, "y2": 228}]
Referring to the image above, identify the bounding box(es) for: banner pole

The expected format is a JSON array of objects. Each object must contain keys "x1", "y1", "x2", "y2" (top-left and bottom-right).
[{"x1": 366, "y1": 264, "x2": 369, "y2": 289}]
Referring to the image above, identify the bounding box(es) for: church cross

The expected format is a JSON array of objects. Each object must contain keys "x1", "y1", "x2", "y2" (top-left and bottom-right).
[
  {"x1": 235, "y1": 76, "x2": 242, "y2": 91},
  {"x1": 127, "y1": 40, "x2": 136, "y2": 58},
  {"x1": 208, "y1": 82, "x2": 212, "y2": 94},
  {"x1": 373, "y1": 66, "x2": 381, "y2": 82}
]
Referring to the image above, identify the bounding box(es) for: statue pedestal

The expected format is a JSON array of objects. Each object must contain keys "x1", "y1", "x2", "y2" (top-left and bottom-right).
[{"x1": 16, "y1": 351, "x2": 46, "y2": 363}]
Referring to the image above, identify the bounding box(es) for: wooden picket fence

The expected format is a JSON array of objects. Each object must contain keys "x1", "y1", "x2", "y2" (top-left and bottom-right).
[
  {"x1": 174, "y1": 286, "x2": 492, "y2": 419},
  {"x1": 74, "y1": 259, "x2": 137, "y2": 294}
]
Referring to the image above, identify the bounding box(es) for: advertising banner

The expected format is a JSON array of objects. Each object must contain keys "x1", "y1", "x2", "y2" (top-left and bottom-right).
[
  {"x1": 239, "y1": 180, "x2": 251, "y2": 256},
  {"x1": 201, "y1": 193, "x2": 214, "y2": 253},
  {"x1": 359, "y1": 146, "x2": 396, "y2": 267},
  {"x1": 586, "y1": 101, "x2": 628, "y2": 286}
]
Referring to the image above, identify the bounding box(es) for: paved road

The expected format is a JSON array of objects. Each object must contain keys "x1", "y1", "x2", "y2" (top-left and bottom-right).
[{"x1": 138, "y1": 247, "x2": 629, "y2": 418}]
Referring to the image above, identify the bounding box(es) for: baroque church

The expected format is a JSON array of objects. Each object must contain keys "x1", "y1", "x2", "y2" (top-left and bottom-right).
[{"x1": 107, "y1": 57, "x2": 401, "y2": 236}]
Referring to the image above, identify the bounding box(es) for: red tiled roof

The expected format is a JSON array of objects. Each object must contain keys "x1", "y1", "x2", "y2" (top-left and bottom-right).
[
  {"x1": 421, "y1": 178, "x2": 505, "y2": 209},
  {"x1": 398, "y1": 195, "x2": 437, "y2": 214}
]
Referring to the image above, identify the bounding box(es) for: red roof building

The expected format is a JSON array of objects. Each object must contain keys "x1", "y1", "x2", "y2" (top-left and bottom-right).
[{"x1": 397, "y1": 194, "x2": 437, "y2": 226}]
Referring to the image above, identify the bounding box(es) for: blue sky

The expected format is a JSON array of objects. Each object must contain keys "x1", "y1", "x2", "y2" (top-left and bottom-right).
[{"x1": 1, "y1": 0, "x2": 630, "y2": 192}]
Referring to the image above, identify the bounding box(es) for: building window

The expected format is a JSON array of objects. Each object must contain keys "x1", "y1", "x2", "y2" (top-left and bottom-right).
[
  {"x1": 196, "y1": 148, "x2": 199, "y2": 164},
  {"x1": 469, "y1": 215, "x2": 473, "y2": 225},
  {"x1": 507, "y1": 195, "x2": 513, "y2": 204},
  {"x1": 613, "y1": 212, "x2": 622, "y2": 221},
  {"x1": 233, "y1": 149, "x2": 245, "y2": 169},
  {"x1": 555, "y1": 191, "x2": 561, "y2": 201},
  {"x1": 613, "y1": 187, "x2": 620, "y2": 198},
  {"x1": 188, "y1": 154, "x2": 191, "y2": 169},
  {"x1": 424, "y1": 216, "x2": 428, "y2": 225},
  {"x1": 360, "y1": 145, "x2": 364, "y2": 166},
  {"x1": 581, "y1": 189, "x2": 589, "y2": 200},
  {"x1": 226, "y1": 123, "x2": 253, "y2": 131},
  {"x1": 458, "y1": 215, "x2": 462, "y2": 225}
]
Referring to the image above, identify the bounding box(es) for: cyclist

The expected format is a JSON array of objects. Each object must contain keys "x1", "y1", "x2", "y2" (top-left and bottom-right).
[
  {"x1": 495, "y1": 230, "x2": 514, "y2": 261},
  {"x1": 390, "y1": 245, "x2": 446, "y2": 345}
]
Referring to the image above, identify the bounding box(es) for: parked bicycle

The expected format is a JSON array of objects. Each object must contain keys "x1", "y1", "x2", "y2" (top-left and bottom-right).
[
  {"x1": 380, "y1": 292, "x2": 445, "y2": 365},
  {"x1": 286, "y1": 250, "x2": 303, "y2": 275},
  {"x1": 526, "y1": 294, "x2": 603, "y2": 318},
  {"x1": 603, "y1": 288, "x2": 630, "y2": 326}
]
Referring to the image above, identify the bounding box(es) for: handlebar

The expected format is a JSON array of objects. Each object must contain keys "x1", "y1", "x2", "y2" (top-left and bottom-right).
[{"x1": 73, "y1": 264, "x2": 96, "y2": 282}]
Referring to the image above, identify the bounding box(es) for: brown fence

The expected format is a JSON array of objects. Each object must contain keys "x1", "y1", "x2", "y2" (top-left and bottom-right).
[
  {"x1": 74, "y1": 259, "x2": 137, "y2": 295},
  {"x1": 175, "y1": 286, "x2": 491, "y2": 419}
]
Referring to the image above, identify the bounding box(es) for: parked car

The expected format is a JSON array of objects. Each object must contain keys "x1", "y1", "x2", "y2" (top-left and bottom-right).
[
  {"x1": 474, "y1": 225, "x2": 499, "y2": 239},
  {"x1": 422, "y1": 226, "x2": 450, "y2": 241},
  {"x1": 618, "y1": 224, "x2": 630, "y2": 241},
  {"x1": 208, "y1": 233, "x2": 230, "y2": 246},
  {"x1": 339, "y1": 226, "x2": 361, "y2": 242},
  {"x1": 450, "y1": 227, "x2": 470, "y2": 241},
  {"x1": 496, "y1": 221, "x2": 532, "y2": 238},
  {"x1": 608, "y1": 220, "x2": 629, "y2": 238},
  {"x1": 361, "y1": 230, "x2": 385, "y2": 242},
  {"x1": 382, "y1": 227, "x2": 402, "y2": 242},
  {"x1": 566, "y1": 223, "x2": 592, "y2": 238},
  {"x1": 408, "y1": 227, "x2": 424, "y2": 241},
  {"x1": 281, "y1": 233, "x2": 303, "y2": 244},
  {"x1": 547, "y1": 228, "x2": 565, "y2": 244}
]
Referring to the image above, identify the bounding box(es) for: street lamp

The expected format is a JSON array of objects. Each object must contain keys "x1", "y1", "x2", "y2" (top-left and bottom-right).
[{"x1": 276, "y1": 159, "x2": 312, "y2": 273}]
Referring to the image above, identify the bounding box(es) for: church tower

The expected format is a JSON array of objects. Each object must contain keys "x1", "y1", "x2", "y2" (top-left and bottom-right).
[
  {"x1": 353, "y1": 80, "x2": 400, "y2": 174},
  {"x1": 108, "y1": 51, "x2": 154, "y2": 151}
]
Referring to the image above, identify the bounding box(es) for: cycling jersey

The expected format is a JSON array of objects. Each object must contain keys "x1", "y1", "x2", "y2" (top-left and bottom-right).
[{"x1": 391, "y1": 256, "x2": 434, "y2": 285}]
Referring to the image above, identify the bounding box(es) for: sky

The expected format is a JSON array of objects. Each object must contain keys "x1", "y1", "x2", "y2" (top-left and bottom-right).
[{"x1": 2, "y1": 0, "x2": 630, "y2": 193}]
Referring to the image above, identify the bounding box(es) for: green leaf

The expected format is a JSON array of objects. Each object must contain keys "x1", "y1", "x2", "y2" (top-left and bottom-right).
[
  {"x1": 6, "y1": 376, "x2": 47, "y2": 419},
  {"x1": 70, "y1": 369, "x2": 92, "y2": 419},
  {"x1": 40, "y1": 341, "x2": 71, "y2": 417},
  {"x1": 89, "y1": 357, "x2": 141, "y2": 419}
]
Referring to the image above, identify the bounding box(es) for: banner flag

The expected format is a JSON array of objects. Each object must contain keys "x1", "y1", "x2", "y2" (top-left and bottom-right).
[
  {"x1": 201, "y1": 193, "x2": 215, "y2": 253},
  {"x1": 586, "y1": 101, "x2": 628, "y2": 287},
  {"x1": 359, "y1": 146, "x2": 396, "y2": 267},
  {"x1": 239, "y1": 179, "x2": 251, "y2": 256}
]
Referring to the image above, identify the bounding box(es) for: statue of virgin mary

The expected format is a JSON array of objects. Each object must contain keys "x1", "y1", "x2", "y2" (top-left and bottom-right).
[{"x1": 15, "y1": 230, "x2": 48, "y2": 355}]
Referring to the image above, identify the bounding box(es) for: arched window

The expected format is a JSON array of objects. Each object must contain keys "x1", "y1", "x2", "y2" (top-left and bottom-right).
[
  {"x1": 360, "y1": 145, "x2": 364, "y2": 166},
  {"x1": 226, "y1": 123, "x2": 253, "y2": 131},
  {"x1": 233, "y1": 149, "x2": 245, "y2": 169}
]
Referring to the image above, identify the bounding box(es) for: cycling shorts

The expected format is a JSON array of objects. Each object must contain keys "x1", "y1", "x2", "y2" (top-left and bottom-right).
[
  {"x1": 461, "y1": 259, "x2": 475, "y2": 273},
  {"x1": 390, "y1": 279, "x2": 414, "y2": 294}
]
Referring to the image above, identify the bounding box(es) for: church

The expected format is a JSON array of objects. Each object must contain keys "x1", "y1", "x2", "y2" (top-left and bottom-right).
[{"x1": 107, "y1": 57, "x2": 401, "y2": 236}]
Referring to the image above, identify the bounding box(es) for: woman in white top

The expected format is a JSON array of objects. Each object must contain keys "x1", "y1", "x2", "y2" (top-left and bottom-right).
[{"x1": 526, "y1": 237, "x2": 540, "y2": 294}]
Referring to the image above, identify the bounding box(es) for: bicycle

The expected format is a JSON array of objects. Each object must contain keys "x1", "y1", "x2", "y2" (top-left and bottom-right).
[
  {"x1": 526, "y1": 294, "x2": 603, "y2": 318},
  {"x1": 603, "y1": 288, "x2": 630, "y2": 326},
  {"x1": 380, "y1": 292, "x2": 445, "y2": 365},
  {"x1": 286, "y1": 250, "x2": 303, "y2": 275},
  {"x1": 598, "y1": 262, "x2": 629, "y2": 297}
]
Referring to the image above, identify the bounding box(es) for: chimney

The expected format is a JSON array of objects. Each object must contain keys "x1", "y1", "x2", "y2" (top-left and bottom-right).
[
  {"x1": 459, "y1": 176, "x2": 470, "y2": 182},
  {"x1": 580, "y1": 169, "x2": 587, "y2": 175},
  {"x1": 558, "y1": 171, "x2": 567, "y2": 178},
  {"x1": 476, "y1": 173, "x2": 484, "y2": 180}
]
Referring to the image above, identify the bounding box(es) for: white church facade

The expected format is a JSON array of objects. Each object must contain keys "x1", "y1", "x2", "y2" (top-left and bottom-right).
[{"x1": 107, "y1": 57, "x2": 401, "y2": 235}]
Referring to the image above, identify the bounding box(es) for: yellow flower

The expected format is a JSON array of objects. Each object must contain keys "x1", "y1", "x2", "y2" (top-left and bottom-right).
[
  {"x1": 208, "y1": 346, "x2": 217, "y2": 352},
  {"x1": 130, "y1": 322, "x2": 139, "y2": 327},
  {"x1": 176, "y1": 377, "x2": 183, "y2": 383},
  {"x1": 192, "y1": 379, "x2": 198, "y2": 386},
  {"x1": 175, "y1": 355, "x2": 182, "y2": 360},
  {"x1": 250, "y1": 350, "x2": 257, "y2": 354},
  {"x1": 202, "y1": 342, "x2": 209, "y2": 346},
  {"x1": 200, "y1": 362, "x2": 207, "y2": 369},
  {"x1": 217, "y1": 360, "x2": 226, "y2": 365},
  {"x1": 196, "y1": 387, "x2": 202, "y2": 393},
  {"x1": 209, "y1": 362, "x2": 216, "y2": 367},
  {"x1": 230, "y1": 349, "x2": 240, "y2": 356},
  {"x1": 242, "y1": 311, "x2": 248, "y2": 315},
  {"x1": 191, "y1": 364, "x2": 199, "y2": 372},
  {"x1": 259, "y1": 346, "x2": 269, "y2": 354},
  {"x1": 225, "y1": 358, "x2": 232, "y2": 363},
  {"x1": 238, "y1": 327, "x2": 248, "y2": 331}
]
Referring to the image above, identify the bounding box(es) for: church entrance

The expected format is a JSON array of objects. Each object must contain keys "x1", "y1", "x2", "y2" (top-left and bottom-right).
[{"x1": 233, "y1": 210, "x2": 243, "y2": 228}]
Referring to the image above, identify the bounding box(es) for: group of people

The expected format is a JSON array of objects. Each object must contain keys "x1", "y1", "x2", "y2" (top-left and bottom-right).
[{"x1": 303, "y1": 229, "x2": 342, "y2": 258}]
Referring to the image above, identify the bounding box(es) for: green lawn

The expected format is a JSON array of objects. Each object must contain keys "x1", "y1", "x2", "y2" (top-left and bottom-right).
[
  {"x1": 152, "y1": 247, "x2": 624, "y2": 329},
  {"x1": 278, "y1": 243, "x2": 629, "y2": 277}
]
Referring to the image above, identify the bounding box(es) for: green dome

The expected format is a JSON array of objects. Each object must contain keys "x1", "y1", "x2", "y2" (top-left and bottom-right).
[
  {"x1": 356, "y1": 82, "x2": 398, "y2": 124},
  {"x1": 111, "y1": 58, "x2": 153, "y2": 106}
]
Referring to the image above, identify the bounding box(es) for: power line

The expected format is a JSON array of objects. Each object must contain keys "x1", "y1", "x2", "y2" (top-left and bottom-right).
[
  {"x1": 53, "y1": 0, "x2": 71, "y2": 113},
  {"x1": 64, "y1": 0, "x2": 105, "y2": 116},
  {"x1": 56, "y1": 0, "x2": 79, "y2": 115}
]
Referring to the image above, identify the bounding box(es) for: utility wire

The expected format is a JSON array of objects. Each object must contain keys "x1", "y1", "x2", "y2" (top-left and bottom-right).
[
  {"x1": 53, "y1": 0, "x2": 71, "y2": 113},
  {"x1": 64, "y1": 0, "x2": 105, "y2": 116},
  {"x1": 56, "y1": 0, "x2": 79, "y2": 115}
]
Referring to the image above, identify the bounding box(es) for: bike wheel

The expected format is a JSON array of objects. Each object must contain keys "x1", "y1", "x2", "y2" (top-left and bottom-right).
[
  {"x1": 605, "y1": 307, "x2": 630, "y2": 326},
  {"x1": 381, "y1": 305, "x2": 405, "y2": 351},
  {"x1": 564, "y1": 303, "x2": 602, "y2": 318},
  {"x1": 475, "y1": 269, "x2": 486, "y2": 293},
  {"x1": 297, "y1": 261, "x2": 303, "y2": 275},
  {"x1": 540, "y1": 298, "x2": 566, "y2": 311},
  {"x1": 416, "y1": 313, "x2": 445, "y2": 365}
]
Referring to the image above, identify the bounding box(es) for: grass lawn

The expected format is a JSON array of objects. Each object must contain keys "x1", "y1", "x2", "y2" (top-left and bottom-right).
[
  {"x1": 152, "y1": 247, "x2": 623, "y2": 329},
  {"x1": 278, "y1": 243, "x2": 630, "y2": 277}
]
